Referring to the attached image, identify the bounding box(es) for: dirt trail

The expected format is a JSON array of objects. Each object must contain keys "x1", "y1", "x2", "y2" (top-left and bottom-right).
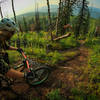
[
  {"x1": 0, "y1": 46, "x2": 89, "y2": 100},
  {"x1": 46, "y1": 46, "x2": 89, "y2": 97}
]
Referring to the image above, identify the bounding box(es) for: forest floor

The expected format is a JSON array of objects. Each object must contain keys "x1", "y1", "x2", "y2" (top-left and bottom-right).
[{"x1": 0, "y1": 44, "x2": 90, "y2": 100}]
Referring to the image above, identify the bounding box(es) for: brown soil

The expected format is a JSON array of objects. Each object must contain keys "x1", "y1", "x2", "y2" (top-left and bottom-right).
[{"x1": 0, "y1": 46, "x2": 89, "y2": 100}]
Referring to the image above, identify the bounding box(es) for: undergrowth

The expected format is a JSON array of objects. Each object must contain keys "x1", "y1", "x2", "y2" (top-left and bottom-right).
[
  {"x1": 8, "y1": 31, "x2": 79, "y2": 66},
  {"x1": 70, "y1": 88, "x2": 99, "y2": 100},
  {"x1": 46, "y1": 89, "x2": 66, "y2": 100},
  {"x1": 75, "y1": 36, "x2": 100, "y2": 99}
]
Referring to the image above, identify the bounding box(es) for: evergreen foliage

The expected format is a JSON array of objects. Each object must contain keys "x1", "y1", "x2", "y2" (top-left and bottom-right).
[{"x1": 74, "y1": 0, "x2": 90, "y2": 38}]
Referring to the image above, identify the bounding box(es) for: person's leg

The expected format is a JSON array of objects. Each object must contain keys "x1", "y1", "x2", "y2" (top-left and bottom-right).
[
  {"x1": 6, "y1": 68, "x2": 24, "y2": 79},
  {"x1": 3, "y1": 52, "x2": 10, "y2": 64},
  {"x1": 0, "y1": 59, "x2": 24, "y2": 79}
]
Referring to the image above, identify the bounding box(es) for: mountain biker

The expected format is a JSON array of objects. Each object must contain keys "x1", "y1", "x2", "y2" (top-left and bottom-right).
[{"x1": 0, "y1": 18, "x2": 32, "y2": 79}]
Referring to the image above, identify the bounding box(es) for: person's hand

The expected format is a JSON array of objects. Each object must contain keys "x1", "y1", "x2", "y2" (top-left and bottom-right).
[{"x1": 17, "y1": 48, "x2": 23, "y2": 53}]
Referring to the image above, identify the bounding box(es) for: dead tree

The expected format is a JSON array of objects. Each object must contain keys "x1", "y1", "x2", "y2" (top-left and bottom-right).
[
  {"x1": 46, "y1": 0, "x2": 53, "y2": 41},
  {"x1": 0, "y1": 6, "x2": 3, "y2": 18},
  {"x1": 23, "y1": 16, "x2": 28, "y2": 32},
  {"x1": 11, "y1": 0, "x2": 20, "y2": 48},
  {"x1": 34, "y1": 3, "x2": 41, "y2": 32},
  {"x1": 53, "y1": 33, "x2": 71, "y2": 41},
  {"x1": 11, "y1": 0, "x2": 16, "y2": 23},
  {"x1": 56, "y1": 0, "x2": 62, "y2": 36},
  {"x1": 18, "y1": 21, "x2": 23, "y2": 33}
]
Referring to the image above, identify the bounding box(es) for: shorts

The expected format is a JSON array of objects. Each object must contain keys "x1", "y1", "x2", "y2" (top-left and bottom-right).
[{"x1": 0, "y1": 58, "x2": 10, "y2": 75}]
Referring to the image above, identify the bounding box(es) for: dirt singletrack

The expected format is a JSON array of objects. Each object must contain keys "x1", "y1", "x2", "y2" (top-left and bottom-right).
[
  {"x1": 0, "y1": 46, "x2": 89, "y2": 100},
  {"x1": 45, "y1": 46, "x2": 89, "y2": 98}
]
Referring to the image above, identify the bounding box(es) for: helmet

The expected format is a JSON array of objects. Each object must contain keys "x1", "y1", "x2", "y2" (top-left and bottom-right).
[{"x1": 0, "y1": 18, "x2": 18, "y2": 32}]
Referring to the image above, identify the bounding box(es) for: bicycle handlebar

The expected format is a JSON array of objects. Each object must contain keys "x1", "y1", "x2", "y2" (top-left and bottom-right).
[{"x1": 17, "y1": 48, "x2": 23, "y2": 53}]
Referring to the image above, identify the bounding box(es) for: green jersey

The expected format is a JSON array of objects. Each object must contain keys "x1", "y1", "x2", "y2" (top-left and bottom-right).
[
  {"x1": 0, "y1": 40, "x2": 10, "y2": 75},
  {"x1": 0, "y1": 41, "x2": 9, "y2": 52}
]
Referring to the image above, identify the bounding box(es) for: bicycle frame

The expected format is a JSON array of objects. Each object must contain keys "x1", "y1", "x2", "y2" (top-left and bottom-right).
[
  {"x1": 1, "y1": 50, "x2": 50, "y2": 86},
  {"x1": 19, "y1": 51, "x2": 30, "y2": 72}
]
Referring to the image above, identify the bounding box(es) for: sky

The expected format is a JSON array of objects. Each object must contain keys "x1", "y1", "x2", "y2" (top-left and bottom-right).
[
  {"x1": 0, "y1": 0, "x2": 100, "y2": 18},
  {"x1": 88, "y1": 0, "x2": 100, "y2": 8},
  {"x1": 1, "y1": 0, "x2": 59, "y2": 17}
]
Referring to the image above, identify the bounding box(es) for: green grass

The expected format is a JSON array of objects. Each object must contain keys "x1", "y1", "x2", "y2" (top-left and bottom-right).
[
  {"x1": 76, "y1": 36, "x2": 100, "y2": 98},
  {"x1": 8, "y1": 31, "x2": 80, "y2": 66},
  {"x1": 46, "y1": 89, "x2": 66, "y2": 100},
  {"x1": 62, "y1": 51, "x2": 79, "y2": 58},
  {"x1": 47, "y1": 51, "x2": 65, "y2": 65},
  {"x1": 59, "y1": 35, "x2": 80, "y2": 49},
  {"x1": 71, "y1": 88, "x2": 99, "y2": 100},
  {"x1": 7, "y1": 47, "x2": 79, "y2": 67},
  {"x1": 7, "y1": 50, "x2": 21, "y2": 64}
]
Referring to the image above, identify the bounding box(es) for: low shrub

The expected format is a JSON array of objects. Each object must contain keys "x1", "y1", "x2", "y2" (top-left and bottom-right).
[{"x1": 59, "y1": 35, "x2": 80, "y2": 49}]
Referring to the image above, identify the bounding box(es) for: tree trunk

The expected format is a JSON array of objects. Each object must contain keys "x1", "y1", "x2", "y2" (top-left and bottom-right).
[
  {"x1": 34, "y1": 3, "x2": 41, "y2": 32},
  {"x1": 46, "y1": 0, "x2": 53, "y2": 41},
  {"x1": 56, "y1": 0, "x2": 61, "y2": 36},
  {"x1": 18, "y1": 21, "x2": 23, "y2": 33},
  {"x1": 76, "y1": 0, "x2": 85, "y2": 37},
  {"x1": 0, "y1": 6, "x2": 3, "y2": 19},
  {"x1": 11, "y1": 0, "x2": 16, "y2": 23},
  {"x1": 23, "y1": 16, "x2": 28, "y2": 32},
  {"x1": 53, "y1": 33, "x2": 71, "y2": 41}
]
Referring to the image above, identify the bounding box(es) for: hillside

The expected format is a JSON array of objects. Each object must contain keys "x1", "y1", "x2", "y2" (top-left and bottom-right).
[{"x1": 16, "y1": 5, "x2": 100, "y2": 19}]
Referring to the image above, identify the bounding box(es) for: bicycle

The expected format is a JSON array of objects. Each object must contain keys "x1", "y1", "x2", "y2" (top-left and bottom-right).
[{"x1": 0, "y1": 49, "x2": 50, "y2": 88}]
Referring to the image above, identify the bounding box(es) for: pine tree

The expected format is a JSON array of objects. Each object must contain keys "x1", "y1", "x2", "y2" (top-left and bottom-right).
[
  {"x1": 56, "y1": 0, "x2": 78, "y2": 36},
  {"x1": 34, "y1": 3, "x2": 41, "y2": 32},
  {"x1": 23, "y1": 16, "x2": 28, "y2": 32},
  {"x1": 74, "y1": 0, "x2": 90, "y2": 38}
]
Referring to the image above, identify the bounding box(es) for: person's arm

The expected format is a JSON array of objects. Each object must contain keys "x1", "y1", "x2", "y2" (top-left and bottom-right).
[
  {"x1": 8, "y1": 46, "x2": 23, "y2": 53},
  {"x1": 4, "y1": 41, "x2": 18, "y2": 51},
  {"x1": 8, "y1": 46, "x2": 18, "y2": 50}
]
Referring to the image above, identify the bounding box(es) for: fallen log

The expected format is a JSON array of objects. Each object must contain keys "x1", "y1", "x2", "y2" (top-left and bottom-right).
[{"x1": 53, "y1": 33, "x2": 71, "y2": 41}]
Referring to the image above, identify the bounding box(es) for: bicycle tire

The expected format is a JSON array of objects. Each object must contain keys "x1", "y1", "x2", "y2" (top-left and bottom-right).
[{"x1": 27, "y1": 67, "x2": 50, "y2": 85}]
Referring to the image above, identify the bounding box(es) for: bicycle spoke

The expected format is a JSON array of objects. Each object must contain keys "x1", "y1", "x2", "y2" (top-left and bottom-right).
[
  {"x1": 27, "y1": 67, "x2": 50, "y2": 85},
  {"x1": 35, "y1": 74, "x2": 42, "y2": 81}
]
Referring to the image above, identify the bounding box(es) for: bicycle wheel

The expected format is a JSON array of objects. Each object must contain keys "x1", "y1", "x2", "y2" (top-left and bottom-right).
[{"x1": 27, "y1": 67, "x2": 50, "y2": 85}]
